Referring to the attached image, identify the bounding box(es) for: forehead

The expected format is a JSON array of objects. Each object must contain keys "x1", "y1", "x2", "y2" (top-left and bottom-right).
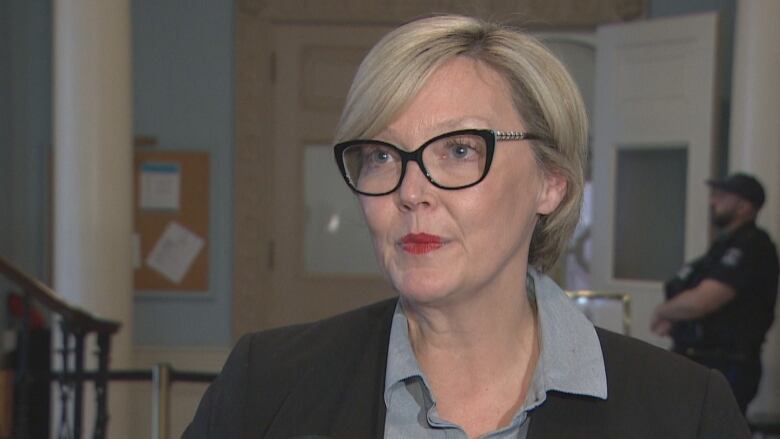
[
  {"x1": 710, "y1": 189, "x2": 741, "y2": 202},
  {"x1": 380, "y1": 57, "x2": 522, "y2": 143}
]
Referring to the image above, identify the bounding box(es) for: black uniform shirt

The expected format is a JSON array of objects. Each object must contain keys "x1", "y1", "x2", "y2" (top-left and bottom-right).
[{"x1": 665, "y1": 221, "x2": 779, "y2": 355}]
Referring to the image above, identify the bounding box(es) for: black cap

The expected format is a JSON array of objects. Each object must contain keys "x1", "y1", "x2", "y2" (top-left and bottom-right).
[{"x1": 706, "y1": 172, "x2": 765, "y2": 209}]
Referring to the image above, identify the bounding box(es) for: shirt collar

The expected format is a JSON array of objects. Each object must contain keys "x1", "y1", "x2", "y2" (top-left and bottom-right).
[
  {"x1": 384, "y1": 303, "x2": 424, "y2": 407},
  {"x1": 530, "y1": 267, "x2": 607, "y2": 399},
  {"x1": 716, "y1": 220, "x2": 757, "y2": 241},
  {"x1": 384, "y1": 268, "x2": 607, "y2": 406}
]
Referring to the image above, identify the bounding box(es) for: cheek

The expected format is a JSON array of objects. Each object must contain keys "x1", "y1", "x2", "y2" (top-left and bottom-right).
[
  {"x1": 463, "y1": 181, "x2": 533, "y2": 235},
  {"x1": 359, "y1": 197, "x2": 391, "y2": 237},
  {"x1": 482, "y1": 170, "x2": 544, "y2": 238},
  {"x1": 501, "y1": 168, "x2": 542, "y2": 212}
]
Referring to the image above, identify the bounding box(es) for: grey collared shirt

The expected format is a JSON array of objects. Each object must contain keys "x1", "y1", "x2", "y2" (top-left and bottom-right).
[{"x1": 383, "y1": 268, "x2": 607, "y2": 438}]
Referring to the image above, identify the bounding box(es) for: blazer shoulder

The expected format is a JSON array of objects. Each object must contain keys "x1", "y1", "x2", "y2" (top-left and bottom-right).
[
  {"x1": 596, "y1": 328, "x2": 701, "y2": 372},
  {"x1": 596, "y1": 327, "x2": 713, "y2": 393},
  {"x1": 184, "y1": 298, "x2": 397, "y2": 438},
  {"x1": 244, "y1": 297, "x2": 397, "y2": 365},
  {"x1": 593, "y1": 328, "x2": 749, "y2": 437}
]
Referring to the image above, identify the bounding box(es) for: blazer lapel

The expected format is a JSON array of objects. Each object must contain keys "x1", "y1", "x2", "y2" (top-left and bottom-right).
[
  {"x1": 328, "y1": 334, "x2": 389, "y2": 439},
  {"x1": 264, "y1": 300, "x2": 395, "y2": 438},
  {"x1": 527, "y1": 392, "x2": 607, "y2": 439}
]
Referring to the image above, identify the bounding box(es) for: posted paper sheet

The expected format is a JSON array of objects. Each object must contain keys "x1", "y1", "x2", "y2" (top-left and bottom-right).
[
  {"x1": 140, "y1": 162, "x2": 181, "y2": 210},
  {"x1": 146, "y1": 221, "x2": 204, "y2": 284}
]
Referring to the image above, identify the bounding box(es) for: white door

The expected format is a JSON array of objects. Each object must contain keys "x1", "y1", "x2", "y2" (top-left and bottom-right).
[
  {"x1": 591, "y1": 12, "x2": 720, "y2": 346},
  {"x1": 264, "y1": 24, "x2": 395, "y2": 329}
]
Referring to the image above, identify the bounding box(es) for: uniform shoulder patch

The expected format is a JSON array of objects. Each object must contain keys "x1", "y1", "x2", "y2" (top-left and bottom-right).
[
  {"x1": 676, "y1": 264, "x2": 693, "y2": 279},
  {"x1": 721, "y1": 247, "x2": 743, "y2": 267}
]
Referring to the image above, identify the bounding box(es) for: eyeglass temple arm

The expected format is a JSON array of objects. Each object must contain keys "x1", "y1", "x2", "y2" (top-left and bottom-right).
[{"x1": 494, "y1": 131, "x2": 539, "y2": 141}]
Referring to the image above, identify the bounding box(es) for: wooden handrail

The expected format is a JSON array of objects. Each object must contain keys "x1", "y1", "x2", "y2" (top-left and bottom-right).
[
  {"x1": 0, "y1": 255, "x2": 120, "y2": 335},
  {"x1": 1, "y1": 254, "x2": 123, "y2": 439}
]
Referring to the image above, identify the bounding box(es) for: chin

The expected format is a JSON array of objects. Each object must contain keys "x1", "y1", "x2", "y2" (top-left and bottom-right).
[
  {"x1": 392, "y1": 271, "x2": 459, "y2": 306},
  {"x1": 382, "y1": 249, "x2": 466, "y2": 303},
  {"x1": 392, "y1": 275, "x2": 447, "y2": 302}
]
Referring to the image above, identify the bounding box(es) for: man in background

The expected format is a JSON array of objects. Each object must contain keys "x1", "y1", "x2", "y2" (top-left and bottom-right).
[{"x1": 651, "y1": 173, "x2": 779, "y2": 414}]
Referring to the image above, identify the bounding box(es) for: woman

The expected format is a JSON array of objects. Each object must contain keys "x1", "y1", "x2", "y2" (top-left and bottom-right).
[{"x1": 185, "y1": 15, "x2": 748, "y2": 438}]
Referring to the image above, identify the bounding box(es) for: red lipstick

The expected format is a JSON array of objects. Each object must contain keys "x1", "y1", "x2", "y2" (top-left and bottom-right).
[{"x1": 400, "y1": 233, "x2": 445, "y2": 255}]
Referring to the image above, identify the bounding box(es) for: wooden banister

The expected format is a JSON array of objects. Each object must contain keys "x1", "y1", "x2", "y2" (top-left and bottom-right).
[
  {"x1": 0, "y1": 255, "x2": 120, "y2": 335},
  {"x1": 0, "y1": 254, "x2": 120, "y2": 439}
]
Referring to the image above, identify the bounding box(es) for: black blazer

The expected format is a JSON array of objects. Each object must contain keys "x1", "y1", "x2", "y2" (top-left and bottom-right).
[{"x1": 183, "y1": 298, "x2": 750, "y2": 438}]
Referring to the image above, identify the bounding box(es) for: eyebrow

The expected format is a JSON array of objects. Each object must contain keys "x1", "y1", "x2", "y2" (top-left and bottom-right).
[{"x1": 378, "y1": 116, "x2": 493, "y2": 142}]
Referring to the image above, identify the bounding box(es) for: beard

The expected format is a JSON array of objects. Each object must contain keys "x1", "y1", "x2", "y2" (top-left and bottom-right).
[{"x1": 711, "y1": 208, "x2": 736, "y2": 229}]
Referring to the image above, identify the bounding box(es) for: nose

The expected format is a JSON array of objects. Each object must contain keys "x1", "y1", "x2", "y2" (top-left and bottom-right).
[
  {"x1": 709, "y1": 192, "x2": 720, "y2": 207},
  {"x1": 397, "y1": 161, "x2": 435, "y2": 210}
]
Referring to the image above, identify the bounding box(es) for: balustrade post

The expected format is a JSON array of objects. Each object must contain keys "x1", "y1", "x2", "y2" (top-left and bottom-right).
[
  {"x1": 56, "y1": 320, "x2": 72, "y2": 439},
  {"x1": 12, "y1": 294, "x2": 32, "y2": 439},
  {"x1": 151, "y1": 363, "x2": 172, "y2": 439},
  {"x1": 93, "y1": 332, "x2": 112, "y2": 439},
  {"x1": 72, "y1": 331, "x2": 85, "y2": 439}
]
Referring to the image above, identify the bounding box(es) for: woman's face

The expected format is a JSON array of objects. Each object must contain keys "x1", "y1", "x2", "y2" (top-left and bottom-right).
[{"x1": 359, "y1": 56, "x2": 566, "y2": 306}]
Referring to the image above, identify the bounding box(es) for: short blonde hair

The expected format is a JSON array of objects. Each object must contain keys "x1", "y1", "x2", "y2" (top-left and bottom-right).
[{"x1": 336, "y1": 15, "x2": 587, "y2": 272}]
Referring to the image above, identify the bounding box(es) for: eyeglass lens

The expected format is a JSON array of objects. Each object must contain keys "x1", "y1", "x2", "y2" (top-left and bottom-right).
[{"x1": 341, "y1": 132, "x2": 490, "y2": 194}]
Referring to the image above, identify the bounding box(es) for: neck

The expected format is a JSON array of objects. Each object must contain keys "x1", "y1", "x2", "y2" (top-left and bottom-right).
[
  {"x1": 402, "y1": 271, "x2": 539, "y2": 374},
  {"x1": 721, "y1": 215, "x2": 754, "y2": 235}
]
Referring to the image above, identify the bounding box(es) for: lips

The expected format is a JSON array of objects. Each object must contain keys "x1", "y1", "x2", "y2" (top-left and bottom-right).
[{"x1": 399, "y1": 233, "x2": 446, "y2": 255}]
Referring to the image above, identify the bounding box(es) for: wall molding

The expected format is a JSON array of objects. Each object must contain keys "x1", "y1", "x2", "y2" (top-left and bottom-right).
[
  {"x1": 239, "y1": 0, "x2": 645, "y2": 26},
  {"x1": 132, "y1": 345, "x2": 230, "y2": 370}
]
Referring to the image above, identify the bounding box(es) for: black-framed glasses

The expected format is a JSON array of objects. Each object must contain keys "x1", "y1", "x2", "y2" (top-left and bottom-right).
[{"x1": 334, "y1": 129, "x2": 540, "y2": 196}]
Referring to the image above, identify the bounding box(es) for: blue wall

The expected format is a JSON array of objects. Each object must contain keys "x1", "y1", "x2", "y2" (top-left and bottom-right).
[
  {"x1": 131, "y1": 0, "x2": 234, "y2": 346},
  {"x1": 0, "y1": 0, "x2": 52, "y2": 282},
  {"x1": 0, "y1": 0, "x2": 10, "y2": 259}
]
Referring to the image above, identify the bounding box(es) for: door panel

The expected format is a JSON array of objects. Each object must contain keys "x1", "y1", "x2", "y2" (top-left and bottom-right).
[
  {"x1": 592, "y1": 13, "x2": 719, "y2": 345},
  {"x1": 266, "y1": 24, "x2": 394, "y2": 329}
]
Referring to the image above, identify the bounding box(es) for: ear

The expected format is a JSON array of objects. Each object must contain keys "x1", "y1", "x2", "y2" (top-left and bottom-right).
[
  {"x1": 736, "y1": 198, "x2": 756, "y2": 217},
  {"x1": 537, "y1": 171, "x2": 567, "y2": 215}
]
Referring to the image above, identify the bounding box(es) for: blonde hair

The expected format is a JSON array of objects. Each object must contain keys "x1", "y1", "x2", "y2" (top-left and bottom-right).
[{"x1": 336, "y1": 15, "x2": 587, "y2": 272}]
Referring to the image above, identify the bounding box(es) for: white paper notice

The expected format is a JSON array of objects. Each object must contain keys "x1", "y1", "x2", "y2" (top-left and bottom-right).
[
  {"x1": 145, "y1": 221, "x2": 204, "y2": 284},
  {"x1": 140, "y1": 162, "x2": 181, "y2": 210}
]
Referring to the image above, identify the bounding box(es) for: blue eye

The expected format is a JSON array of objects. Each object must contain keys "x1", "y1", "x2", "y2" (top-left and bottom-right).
[
  {"x1": 372, "y1": 150, "x2": 390, "y2": 163},
  {"x1": 361, "y1": 145, "x2": 397, "y2": 169},
  {"x1": 451, "y1": 144, "x2": 470, "y2": 158},
  {"x1": 445, "y1": 142, "x2": 478, "y2": 161}
]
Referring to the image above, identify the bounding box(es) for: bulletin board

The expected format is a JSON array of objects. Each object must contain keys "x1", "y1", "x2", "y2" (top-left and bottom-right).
[{"x1": 133, "y1": 150, "x2": 209, "y2": 292}]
